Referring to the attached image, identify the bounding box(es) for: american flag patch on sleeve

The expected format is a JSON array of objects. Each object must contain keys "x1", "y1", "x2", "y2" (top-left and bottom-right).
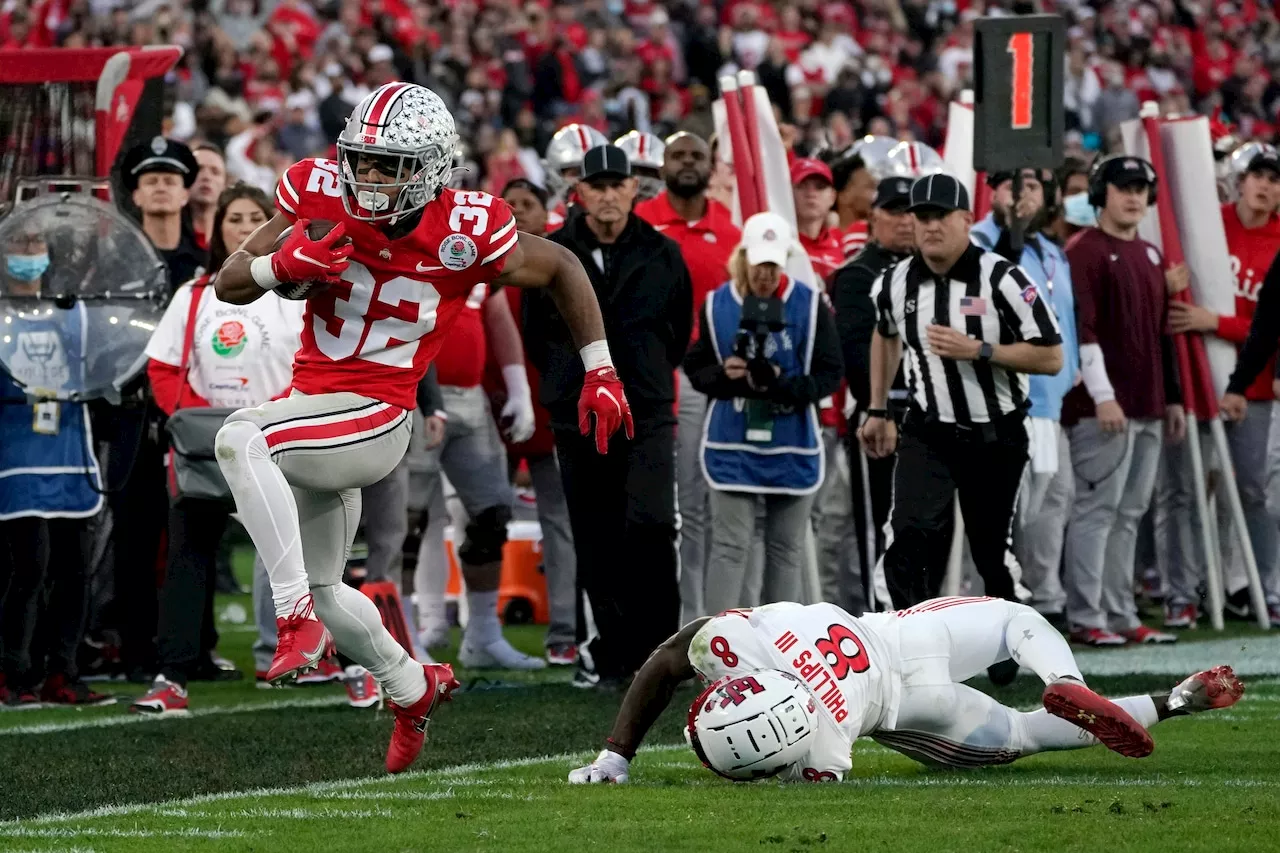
[{"x1": 959, "y1": 296, "x2": 988, "y2": 316}]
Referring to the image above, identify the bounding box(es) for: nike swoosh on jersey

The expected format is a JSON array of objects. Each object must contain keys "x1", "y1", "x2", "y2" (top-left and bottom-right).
[
  {"x1": 416, "y1": 263, "x2": 444, "y2": 272},
  {"x1": 292, "y1": 247, "x2": 330, "y2": 268}
]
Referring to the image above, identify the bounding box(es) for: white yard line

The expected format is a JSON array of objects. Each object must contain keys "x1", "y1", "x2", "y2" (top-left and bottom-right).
[{"x1": 0, "y1": 695, "x2": 348, "y2": 737}]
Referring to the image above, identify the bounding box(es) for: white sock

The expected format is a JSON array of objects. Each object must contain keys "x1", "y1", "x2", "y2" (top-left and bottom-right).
[
  {"x1": 1005, "y1": 607, "x2": 1084, "y2": 684},
  {"x1": 310, "y1": 583, "x2": 426, "y2": 707},
  {"x1": 414, "y1": 515, "x2": 449, "y2": 632},
  {"x1": 463, "y1": 590, "x2": 501, "y2": 646},
  {"x1": 216, "y1": 420, "x2": 310, "y2": 618},
  {"x1": 1019, "y1": 695, "x2": 1160, "y2": 753}
]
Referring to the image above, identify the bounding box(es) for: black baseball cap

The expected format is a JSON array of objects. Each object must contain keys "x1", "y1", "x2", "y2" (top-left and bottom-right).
[
  {"x1": 906, "y1": 173, "x2": 970, "y2": 214},
  {"x1": 1246, "y1": 149, "x2": 1280, "y2": 176},
  {"x1": 1098, "y1": 156, "x2": 1156, "y2": 190},
  {"x1": 120, "y1": 136, "x2": 199, "y2": 191},
  {"x1": 874, "y1": 176, "x2": 913, "y2": 210},
  {"x1": 580, "y1": 144, "x2": 631, "y2": 183}
]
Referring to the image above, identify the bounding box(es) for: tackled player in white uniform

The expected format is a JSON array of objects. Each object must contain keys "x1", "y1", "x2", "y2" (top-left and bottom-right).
[
  {"x1": 570, "y1": 597, "x2": 1244, "y2": 782},
  {"x1": 213, "y1": 82, "x2": 634, "y2": 774}
]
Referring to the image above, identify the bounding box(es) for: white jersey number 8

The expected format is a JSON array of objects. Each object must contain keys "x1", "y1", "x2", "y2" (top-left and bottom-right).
[{"x1": 313, "y1": 260, "x2": 441, "y2": 367}]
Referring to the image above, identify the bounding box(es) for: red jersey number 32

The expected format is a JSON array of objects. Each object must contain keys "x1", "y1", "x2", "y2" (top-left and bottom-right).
[{"x1": 315, "y1": 262, "x2": 442, "y2": 367}]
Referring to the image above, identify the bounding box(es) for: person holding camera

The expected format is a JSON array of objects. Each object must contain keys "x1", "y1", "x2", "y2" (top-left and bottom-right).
[
  {"x1": 683, "y1": 212, "x2": 843, "y2": 614},
  {"x1": 860, "y1": 174, "x2": 1064, "y2": 611}
]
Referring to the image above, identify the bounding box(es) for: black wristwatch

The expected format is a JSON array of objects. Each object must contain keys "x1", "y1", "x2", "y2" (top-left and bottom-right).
[
  {"x1": 865, "y1": 408, "x2": 889, "y2": 419},
  {"x1": 977, "y1": 342, "x2": 995, "y2": 362}
]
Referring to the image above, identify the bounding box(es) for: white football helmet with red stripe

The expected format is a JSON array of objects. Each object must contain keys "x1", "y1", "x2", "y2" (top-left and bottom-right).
[
  {"x1": 544, "y1": 124, "x2": 609, "y2": 202},
  {"x1": 337, "y1": 82, "x2": 458, "y2": 224},
  {"x1": 881, "y1": 141, "x2": 947, "y2": 180},
  {"x1": 615, "y1": 131, "x2": 666, "y2": 200},
  {"x1": 848, "y1": 135, "x2": 898, "y2": 179},
  {"x1": 685, "y1": 670, "x2": 817, "y2": 781}
]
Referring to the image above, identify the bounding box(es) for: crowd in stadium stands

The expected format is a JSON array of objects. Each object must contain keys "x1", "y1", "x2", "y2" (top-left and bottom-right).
[{"x1": 3, "y1": 0, "x2": 1280, "y2": 711}]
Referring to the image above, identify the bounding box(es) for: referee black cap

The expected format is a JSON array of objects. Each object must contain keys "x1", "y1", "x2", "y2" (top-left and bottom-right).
[
  {"x1": 121, "y1": 136, "x2": 199, "y2": 191},
  {"x1": 906, "y1": 173, "x2": 970, "y2": 214},
  {"x1": 581, "y1": 144, "x2": 631, "y2": 183},
  {"x1": 874, "y1": 176, "x2": 913, "y2": 211}
]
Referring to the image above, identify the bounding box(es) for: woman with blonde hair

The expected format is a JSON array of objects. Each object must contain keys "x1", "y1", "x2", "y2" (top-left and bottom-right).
[{"x1": 682, "y1": 212, "x2": 844, "y2": 614}]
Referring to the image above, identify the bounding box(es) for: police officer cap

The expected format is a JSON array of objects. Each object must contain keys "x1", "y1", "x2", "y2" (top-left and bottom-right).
[
  {"x1": 121, "y1": 136, "x2": 199, "y2": 191},
  {"x1": 873, "y1": 176, "x2": 914, "y2": 210}
]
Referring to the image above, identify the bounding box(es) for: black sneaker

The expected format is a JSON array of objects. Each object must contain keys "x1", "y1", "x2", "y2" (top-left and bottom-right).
[
  {"x1": 571, "y1": 664, "x2": 600, "y2": 689},
  {"x1": 40, "y1": 674, "x2": 116, "y2": 707},
  {"x1": 188, "y1": 653, "x2": 244, "y2": 682},
  {"x1": 1224, "y1": 589, "x2": 1252, "y2": 621},
  {"x1": 4, "y1": 686, "x2": 41, "y2": 710}
]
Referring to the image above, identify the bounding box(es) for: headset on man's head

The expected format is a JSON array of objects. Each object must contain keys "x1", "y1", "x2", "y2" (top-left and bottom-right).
[{"x1": 1086, "y1": 155, "x2": 1158, "y2": 208}]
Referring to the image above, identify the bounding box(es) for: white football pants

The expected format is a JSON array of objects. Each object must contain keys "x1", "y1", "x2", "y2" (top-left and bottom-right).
[
  {"x1": 872, "y1": 597, "x2": 1161, "y2": 767},
  {"x1": 216, "y1": 390, "x2": 426, "y2": 705}
]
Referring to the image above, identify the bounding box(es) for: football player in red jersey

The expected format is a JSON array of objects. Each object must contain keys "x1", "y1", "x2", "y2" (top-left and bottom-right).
[{"x1": 211, "y1": 82, "x2": 631, "y2": 773}]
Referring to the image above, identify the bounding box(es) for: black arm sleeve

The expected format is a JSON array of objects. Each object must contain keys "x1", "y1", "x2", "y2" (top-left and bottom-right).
[
  {"x1": 417, "y1": 363, "x2": 444, "y2": 415},
  {"x1": 682, "y1": 305, "x2": 755, "y2": 399},
  {"x1": 1227, "y1": 253, "x2": 1280, "y2": 394},
  {"x1": 832, "y1": 260, "x2": 878, "y2": 412},
  {"x1": 667, "y1": 248, "x2": 695, "y2": 367},
  {"x1": 1161, "y1": 335, "x2": 1182, "y2": 407},
  {"x1": 991, "y1": 227, "x2": 1024, "y2": 264},
  {"x1": 771, "y1": 304, "x2": 845, "y2": 407}
]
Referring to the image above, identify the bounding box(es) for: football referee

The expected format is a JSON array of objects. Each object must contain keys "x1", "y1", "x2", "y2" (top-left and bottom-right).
[{"x1": 859, "y1": 174, "x2": 1064, "y2": 608}]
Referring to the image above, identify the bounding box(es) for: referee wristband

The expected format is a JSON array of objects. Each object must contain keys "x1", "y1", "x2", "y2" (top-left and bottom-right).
[
  {"x1": 250, "y1": 254, "x2": 281, "y2": 291},
  {"x1": 865, "y1": 408, "x2": 889, "y2": 419}
]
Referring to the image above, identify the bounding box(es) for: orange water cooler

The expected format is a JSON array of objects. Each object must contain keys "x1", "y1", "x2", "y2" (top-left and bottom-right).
[{"x1": 443, "y1": 520, "x2": 549, "y2": 625}]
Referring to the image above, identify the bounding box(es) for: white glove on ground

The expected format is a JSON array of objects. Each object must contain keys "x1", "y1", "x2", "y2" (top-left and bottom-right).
[{"x1": 568, "y1": 749, "x2": 630, "y2": 784}]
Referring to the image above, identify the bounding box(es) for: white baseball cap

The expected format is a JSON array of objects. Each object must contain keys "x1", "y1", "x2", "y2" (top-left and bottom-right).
[{"x1": 741, "y1": 211, "x2": 792, "y2": 268}]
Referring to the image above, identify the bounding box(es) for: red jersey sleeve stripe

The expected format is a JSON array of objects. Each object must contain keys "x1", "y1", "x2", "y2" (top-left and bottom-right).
[
  {"x1": 481, "y1": 231, "x2": 519, "y2": 266},
  {"x1": 279, "y1": 171, "x2": 301, "y2": 205},
  {"x1": 489, "y1": 216, "x2": 516, "y2": 244}
]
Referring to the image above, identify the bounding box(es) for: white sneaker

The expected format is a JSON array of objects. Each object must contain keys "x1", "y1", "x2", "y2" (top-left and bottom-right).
[
  {"x1": 418, "y1": 625, "x2": 451, "y2": 651},
  {"x1": 342, "y1": 666, "x2": 382, "y2": 709},
  {"x1": 459, "y1": 636, "x2": 548, "y2": 670}
]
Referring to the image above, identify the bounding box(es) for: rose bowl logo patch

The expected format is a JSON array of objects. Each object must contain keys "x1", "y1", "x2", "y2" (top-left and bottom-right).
[
  {"x1": 212, "y1": 321, "x2": 247, "y2": 357},
  {"x1": 439, "y1": 233, "x2": 478, "y2": 271}
]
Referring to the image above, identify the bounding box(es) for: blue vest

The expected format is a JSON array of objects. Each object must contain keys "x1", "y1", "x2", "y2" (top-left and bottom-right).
[
  {"x1": 702, "y1": 280, "x2": 824, "y2": 495},
  {"x1": 0, "y1": 303, "x2": 103, "y2": 519}
]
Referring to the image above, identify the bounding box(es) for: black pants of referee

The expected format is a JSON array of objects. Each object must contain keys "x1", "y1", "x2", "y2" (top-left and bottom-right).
[
  {"x1": 554, "y1": 422, "x2": 679, "y2": 681},
  {"x1": 881, "y1": 411, "x2": 1028, "y2": 609}
]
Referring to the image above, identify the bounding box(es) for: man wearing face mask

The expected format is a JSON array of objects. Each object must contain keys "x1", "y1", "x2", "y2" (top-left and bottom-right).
[
  {"x1": 971, "y1": 168, "x2": 1080, "y2": 631},
  {"x1": 526, "y1": 144, "x2": 693, "y2": 686},
  {"x1": 634, "y1": 131, "x2": 740, "y2": 622}
]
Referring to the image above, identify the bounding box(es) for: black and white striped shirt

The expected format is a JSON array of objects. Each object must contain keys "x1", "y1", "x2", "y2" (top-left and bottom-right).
[{"x1": 871, "y1": 244, "x2": 1062, "y2": 424}]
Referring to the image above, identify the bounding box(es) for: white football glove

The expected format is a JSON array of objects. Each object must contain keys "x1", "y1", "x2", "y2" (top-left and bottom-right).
[
  {"x1": 501, "y1": 364, "x2": 536, "y2": 444},
  {"x1": 568, "y1": 749, "x2": 630, "y2": 784}
]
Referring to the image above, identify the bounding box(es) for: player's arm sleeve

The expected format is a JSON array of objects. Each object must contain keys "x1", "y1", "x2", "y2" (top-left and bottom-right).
[
  {"x1": 1227, "y1": 254, "x2": 1280, "y2": 394},
  {"x1": 478, "y1": 199, "x2": 520, "y2": 277},
  {"x1": 417, "y1": 363, "x2": 445, "y2": 418},
  {"x1": 992, "y1": 263, "x2": 1062, "y2": 345},
  {"x1": 274, "y1": 160, "x2": 313, "y2": 222},
  {"x1": 872, "y1": 269, "x2": 898, "y2": 338}
]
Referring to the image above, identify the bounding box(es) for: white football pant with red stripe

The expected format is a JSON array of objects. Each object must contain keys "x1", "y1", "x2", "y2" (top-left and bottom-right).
[
  {"x1": 869, "y1": 597, "x2": 1160, "y2": 767},
  {"x1": 215, "y1": 391, "x2": 427, "y2": 706}
]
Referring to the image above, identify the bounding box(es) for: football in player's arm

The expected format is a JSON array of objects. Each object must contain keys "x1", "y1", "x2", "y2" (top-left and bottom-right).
[{"x1": 215, "y1": 181, "x2": 632, "y2": 451}]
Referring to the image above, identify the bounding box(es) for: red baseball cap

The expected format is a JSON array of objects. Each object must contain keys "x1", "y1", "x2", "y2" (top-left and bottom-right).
[{"x1": 790, "y1": 157, "x2": 833, "y2": 187}]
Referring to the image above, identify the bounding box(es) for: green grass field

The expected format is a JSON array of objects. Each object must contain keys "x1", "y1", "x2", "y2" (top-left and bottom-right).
[{"x1": 2, "y1": 559, "x2": 1278, "y2": 853}]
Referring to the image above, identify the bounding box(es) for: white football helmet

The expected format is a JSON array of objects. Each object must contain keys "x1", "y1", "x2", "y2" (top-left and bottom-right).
[
  {"x1": 1229, "y1": 141, "x2": 1279, "y2": 179},
  {"x1": 337, "y1": 82, "x2": 458, "y2": 224},
  {"x1": 686, "y1": 670, "x2": 818, "y2": 781},
  {"x1": 847, "y1": 135, "x2": 899, "y2": 180},
  {"x1": 543, "y1": 124, "x2": 609, "y2": 202},
  {"x1": 615, "y1": 131, "x2": 666, "y2": 200},
  {"x1": 880, "y1": 141, "x2": 947, "y2": 180}
]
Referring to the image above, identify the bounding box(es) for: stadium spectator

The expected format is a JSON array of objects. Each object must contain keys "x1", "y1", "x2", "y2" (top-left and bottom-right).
[
  {"x1": 133, "y1": 184, "x2": 301, "y2": 713},
  {"x1": 1061, "y1": 157, "x2": 1184, "y2": 647},
  {"x1": 633, "y1": 131, "x2": 740, "y2": 622},
  {"x1": 527, "y1": 144, "x2": 691, "y2": 686},
  {"x1": 685, "y1": 211, "x2": 842, "y2": 614},
  {"x1": 190, "y1": 144, "x2": 229, "y2": 251},
  {"x1": 791, "y1": 157, "x2": 843, "y2": 286},
  {"x1": 972, "y1": 168, "x2": 1079, "y2": 629}
]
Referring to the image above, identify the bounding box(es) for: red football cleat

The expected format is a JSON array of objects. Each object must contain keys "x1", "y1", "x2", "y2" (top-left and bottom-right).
[
  {"x1": 1169, "y1": 665, "x2": 1245, "y2": 712},
  {"x1": 296, "y1": 656, "x2": 344, "y2": 686},
  {"x1": 267, "y1": 595, "x2": 334, "y2": 684},
  {"x1": 386, "y1": 663, "x2": 460, "y2": 774},
  {"x1": 1042, "y1": 680, "x2": 1155, "y2": 759}
]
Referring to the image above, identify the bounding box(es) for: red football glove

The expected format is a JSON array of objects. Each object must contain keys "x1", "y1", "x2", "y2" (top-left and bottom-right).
[
  {"x1": 270, "y1": 219, "x2": 354, "y2": 284},
  {"x1": 579, "y1": 366, "x2": 634, "y2": 454}
]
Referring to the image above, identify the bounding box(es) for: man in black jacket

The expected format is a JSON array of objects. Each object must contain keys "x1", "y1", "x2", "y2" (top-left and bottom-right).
[
  {"x1": 524, "y1": 145, "x2": 694, "y2": 685},
  {"x1": 830, "y1": 176, "x2": 916, "y2": 609}
]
